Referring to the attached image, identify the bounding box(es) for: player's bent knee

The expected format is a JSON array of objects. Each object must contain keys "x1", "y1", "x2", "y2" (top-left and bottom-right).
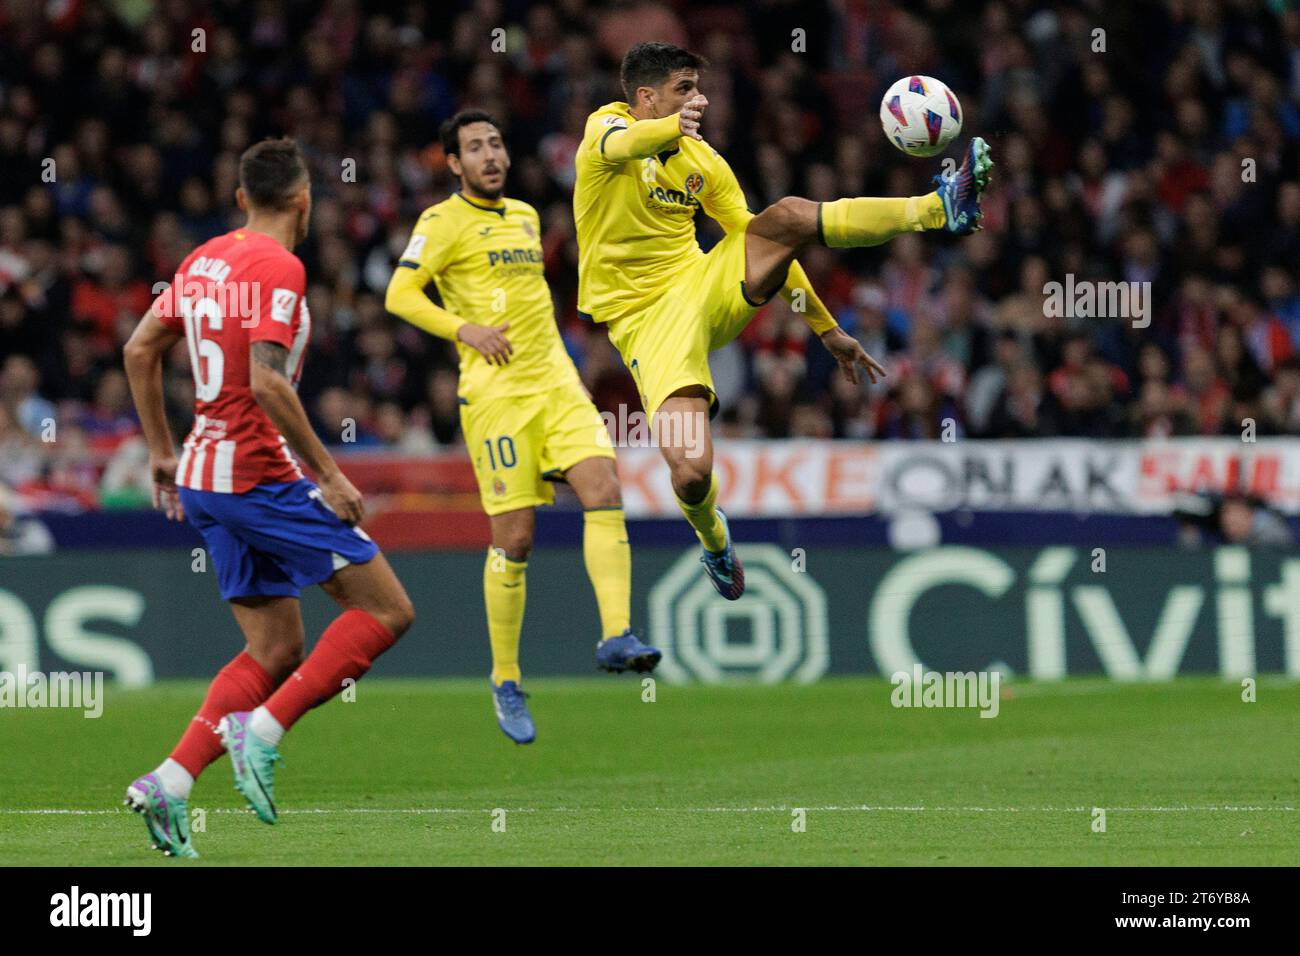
[
  {"x1": 371, "y1": 590, "x2": 415, "y2": 640},
  {"x1": 660, "y1": 435, "x2": 713, "y2": 477},
  {"x1": 757, "y1": 196, "x2": 816, "y2": 244},
  {"x1": 670, "y1": 459, "x2": 713, "y2": 502},
  {"x1": 283, "y1": 642, "x2": 306, "y2": 673},
  {"x1": 496, "y1": 534, "x2": 533, "y2": 563},
  {"x1": 586, "y1": 472, "x2": 623, "y2": 509},
  {"x1": 326, "y1": 556, "x2": 415, "y2": 640},
  {"x1": 385, "y1": 596, "x2": 415, "y2": 639},
  {"x1": 261, "y1": 638, "x2": 305, "y2": 680},
  {"x1": 590, "y1": 488, "x2": 622, "y2": 509},
  {"x1": 673, "y1": 471, "x2": 712, "y2": 499}
]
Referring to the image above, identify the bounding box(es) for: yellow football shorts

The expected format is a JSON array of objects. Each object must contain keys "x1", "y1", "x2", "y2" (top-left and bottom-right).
[
  {"x1": 460, "y1": 378, "x2": 615, "y2": 516},
  {"x1": 606, "y1": 228, "x2": 762, "y2": 417}
]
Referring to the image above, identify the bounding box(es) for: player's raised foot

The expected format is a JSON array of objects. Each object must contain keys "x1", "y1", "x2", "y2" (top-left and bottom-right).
[
  {"x1": 124, "y1": 773, "x2": 198, "y2": 859},
  {"x1": 699, "y1": 508, "x2": 744, "y2": 600},
  {"x1": 491, "y1": 680, "x2": 536, "y2": 744},
  {"x1": 217, "y1": 711, "x2": 282, "y2": 824},
  {"x1": 934, "y1": 136, "x2": 993, "y2": 235},
  {"x1": 595, "y1": 628, "x2": 662, "y2": 674}
]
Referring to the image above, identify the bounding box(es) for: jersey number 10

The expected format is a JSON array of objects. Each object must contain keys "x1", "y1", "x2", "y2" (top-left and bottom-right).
[{"x1": 484, "y1": 436, "x2": 517, "y2": 470}]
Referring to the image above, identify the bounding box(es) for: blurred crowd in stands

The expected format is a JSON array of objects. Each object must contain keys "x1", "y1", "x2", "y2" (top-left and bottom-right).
[{"x1": 2, "y1": 0, "x2": 1300, "y2": 515}]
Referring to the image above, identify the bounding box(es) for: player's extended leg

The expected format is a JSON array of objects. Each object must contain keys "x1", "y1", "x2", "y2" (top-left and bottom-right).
[
  {"x1": 483, "y1": 506, "x2": 536, "y2": 743},
  {"x1": 124, "y1": 596, "x2": 303, "y2": 858},
  {"x1": 565, "y1": 456, "x2": 661, "y2": 672},
  {"x1": 656, "y1": 389, "x2": 744, "y2": 600},
  {"x1": 744, "y1": 137, "x2": 993, "y2": 300},
  {"x1": 219, "y1": 554, "x2": 414, "y2": 823}
]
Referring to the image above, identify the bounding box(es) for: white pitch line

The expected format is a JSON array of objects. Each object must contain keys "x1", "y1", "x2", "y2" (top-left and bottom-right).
[{"x1": 1, "y1": 805, "x2": 1294, "y2": 816}]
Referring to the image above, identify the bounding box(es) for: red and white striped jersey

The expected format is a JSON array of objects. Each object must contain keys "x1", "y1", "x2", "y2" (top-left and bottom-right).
[{"x1": 152, "y1": 229, "x2": 311, "y2": 493}]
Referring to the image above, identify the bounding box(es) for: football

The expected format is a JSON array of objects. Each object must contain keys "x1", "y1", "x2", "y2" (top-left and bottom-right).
[{"x1": 880, "y1": 75, "x2": 963, "y2": 157}]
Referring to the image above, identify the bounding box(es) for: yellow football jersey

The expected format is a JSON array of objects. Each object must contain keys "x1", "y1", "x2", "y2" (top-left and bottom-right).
[
  {"x1": 573, "y1": 101, "x2": 755, "y2": 326},
  {"x1": 397, "y1": 192, "x2": 578, "y2": 402}
]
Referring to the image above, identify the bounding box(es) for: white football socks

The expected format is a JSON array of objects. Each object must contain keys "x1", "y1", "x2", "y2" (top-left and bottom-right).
[
  {"x1": 249, "y1": 705, "x2": 286, "y2": 746},
  {"x1": 154, "y1": 758, "x2": 194, "y2": 800}
]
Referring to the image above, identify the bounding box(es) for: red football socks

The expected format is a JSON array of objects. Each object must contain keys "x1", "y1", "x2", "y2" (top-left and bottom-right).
[
  {"x1": 170, "y1": 651, "x2": 276, "y2": 778},
  {"x1": 263, "y1": 609, "x2": 396, "y2": 731}
]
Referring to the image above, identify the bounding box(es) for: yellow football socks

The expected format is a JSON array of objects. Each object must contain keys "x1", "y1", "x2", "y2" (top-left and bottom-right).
[
  {"x1": 583, "y1": 507, "x2": 632, "y2": 638},
  {"x1": 484, "y1": 547, "x2": 526, "y2": 685},
  {"x1": 819, "y1": 193, "x2": 946, "y2": 248},
  {"x1": 676, "y1": 473, "x2": 727, "y2": 553}
]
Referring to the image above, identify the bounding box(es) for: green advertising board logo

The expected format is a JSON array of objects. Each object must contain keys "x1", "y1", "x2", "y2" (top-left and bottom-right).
[
  {"x1": 0, "y1": 586, "x2": 153, "y2": 686},
  {"x1": 648, "y1": 545, "x2": 1300, "y2": 684},
  {"x1": 3, "y1": 546, "x2": 1299, "y2": 684},
  {"x1": 649, "y1": 544, "x2": 830, "y2": 684}
]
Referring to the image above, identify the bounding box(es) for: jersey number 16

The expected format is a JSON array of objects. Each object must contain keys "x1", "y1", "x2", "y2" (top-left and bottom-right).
[{"x1": 181, "y1": 295, "x2": 225, "y2": 402}]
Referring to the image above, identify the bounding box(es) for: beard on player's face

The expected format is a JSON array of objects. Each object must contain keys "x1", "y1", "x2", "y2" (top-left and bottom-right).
[
  {"x1": 466, "y1": 171, "x2": 504, "y2": 199},
  {"x1": 461, "y1": 156, "x2": 509, "y2": 200}
]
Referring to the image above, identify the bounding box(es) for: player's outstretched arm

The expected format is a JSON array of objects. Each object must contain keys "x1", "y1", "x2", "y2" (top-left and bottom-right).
[
  {"x1": 123, "y1": 310, "x2": 185, "y2": 521},
  {"x1": 249, "y1": 341, "x2": 364, "y2": 525},
  {"x1": 765, "y1": 255, "x2": 881, "y2": 380},
  {"x1": 600, "y1": 95, "x2": 707, "y2": 163},
  {"x1": 776, "y1": 261, "x2": 840, "y2": 336},
  {"x1": 385, "y1": 265, "x2": 512, "y2": 365}
]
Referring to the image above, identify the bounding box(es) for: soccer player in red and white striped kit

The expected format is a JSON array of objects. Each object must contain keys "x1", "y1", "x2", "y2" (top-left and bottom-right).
[{"x1": 121, "y1": 138, "x2": 415, "y2": 858}]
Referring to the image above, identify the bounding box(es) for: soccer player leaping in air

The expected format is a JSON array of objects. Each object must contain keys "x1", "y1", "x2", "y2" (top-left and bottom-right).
[
  {"x1": 121, "y1": 138, "x2": 416, "y2": 857},
  {"x1": 386, "y1": 110, "x2": 660, "y2": 746},
  {"x1": 573, "y1": 42, "x2": 992, "y2": 599}
]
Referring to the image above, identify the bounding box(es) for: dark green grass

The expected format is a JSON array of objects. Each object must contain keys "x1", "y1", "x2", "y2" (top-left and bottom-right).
[{"x1": 1, "y1": 677, "x2": 1296, "y2": 865}]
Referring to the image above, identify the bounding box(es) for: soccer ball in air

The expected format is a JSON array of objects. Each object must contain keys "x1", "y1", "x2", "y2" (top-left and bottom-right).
[{"x1": 879, "y1": 75, "x2": 962, "y2": 157}]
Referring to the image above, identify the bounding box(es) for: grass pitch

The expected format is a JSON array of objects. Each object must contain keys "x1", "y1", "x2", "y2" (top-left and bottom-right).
[{"x1": 1, "y1": 677, "x2": 1295, "y2": 866}]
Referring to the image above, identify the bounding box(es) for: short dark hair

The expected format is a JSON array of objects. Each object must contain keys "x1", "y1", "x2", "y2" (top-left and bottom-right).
[
  {"x1": 620, "y1": 42, "x2": 705, "y2": 102},
  {"x1": 238, "y1": 138, "x2": 307, "y2": 210},
  {"x1": 439, "y1": 109, "x2": 503, "y2": 157}
]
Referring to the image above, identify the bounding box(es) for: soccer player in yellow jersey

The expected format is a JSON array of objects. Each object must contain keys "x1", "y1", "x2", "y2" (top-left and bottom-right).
[
  {"x1": 386, "y1": 111, "x2": 662, "y2": 745},
  {"x1": 574, "y1": 42, "x2": 992, "y2": 599}
]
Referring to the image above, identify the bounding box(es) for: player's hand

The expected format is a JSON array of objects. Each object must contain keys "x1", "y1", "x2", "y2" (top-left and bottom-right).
[
  {"x1": 457, "y1": 322, "x2": 513, "y2": 366},
  {"x1": 678, "y1": 95, "x2": 708, "y2": 141},
  {"x1": 821, "y1": 326, "x2": 886, "y2": 386},
  {"x1": 149, "y1": 453, "x2": 184, "y2": 522},
  {"x1": 319, "y1": 468, "x2": 365, "y2": 526}
]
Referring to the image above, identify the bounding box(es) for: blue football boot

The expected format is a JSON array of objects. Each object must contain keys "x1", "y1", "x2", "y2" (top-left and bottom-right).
[
  {"x1": 596, "y1": 628, "x2": 662, "y2": 674},
  {"x1": 700, "y1": 508, "x2": 744, "y2": 600},
  {"x1": 934, "y1": 136, "x2": 993, "y2": 235},
  {"x1": 492, "y1": 680, "x2": 536, "y2": 744}
]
